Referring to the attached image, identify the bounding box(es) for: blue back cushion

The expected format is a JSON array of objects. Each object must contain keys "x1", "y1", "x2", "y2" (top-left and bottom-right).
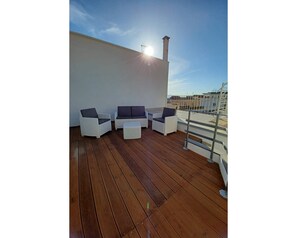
[
  {"x1": 162, "y1": 107, "x2": 176, "y2": 118},
  {"x1": 99, "y1": 118, "x2": 110, "y2": 124},
  {"x1": 81, "y1": 108, "x2": 98, "y2": 118},
  {"x1": 131, "y1": 106, "x2": 145, "y2": 117},
  {"x1": 118, "y1": 106, "x2": 132, "y2": 118}
]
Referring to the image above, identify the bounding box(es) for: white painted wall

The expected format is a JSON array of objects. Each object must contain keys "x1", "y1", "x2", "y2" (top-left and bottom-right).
[{"x1": 70, "y1": 32, "x2": 169, "y2": 126}]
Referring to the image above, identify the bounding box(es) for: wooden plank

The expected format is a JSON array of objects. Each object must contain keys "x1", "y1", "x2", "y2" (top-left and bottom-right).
[
  {"x1": 183, "y1": 180, "x2": 227, "y2": 224},
  {"x1": 160, "y1": 132, "x2": 224, "y2": 190},
  {"x1": 70, "y1": 126, "x2": 228, "y2": 237},
  {"x1": 136, "y1": 218, "x2": 161, "y2": 238},
  {"x1": 139, "y1": 135, "x2": 195, "y2": 180},
  {"x1": 173, "y1": 187, "x2": 227, "y2": 237},
  {"x1": 70, "y1": 126, "x2": 81, "y2": 142},
  {"x1": 133, "y1": 140, "x2": 188, "y2": 188},
  {"x1": 123, "y1": 140, "x2": 174, "y2": 199},
  {"x1": 123, "y1": 228, "x2": 141, "y2": 238},
  {"x1": 143, "y1": 130, "x2": 198, "y2": 173},
  {"x1": 160, "y1": 133, "x2": 225, "y2": 191},
  {"x1": 108, "y1": 133, "x2": 166, "y2": 207},
  {"x1": 160, "y1": 196, "x2": 220, "y2": 238},
  {"x1": 148, "y1": 129, "x2": 223, "y2": 178},
  {"x1": 145, "y1": 132, "x2": 212, "y2": 174},
  {"x1": 163, "y1": 132, "x2": 225, "y2": 186},
  {"x1": 85, "y1": 141, "x2": 120, "y2": 238},
  {"x1": 70, "y1": 141, "x2": 84, "y2": 238},
  {"x1": 102, "y1": 139, "x2": 147, "y2": 226},
  {"x1": 144, "y1": 133, "x2": 225, "y2": 188},
  {"x1": 162, "y1": 133, "x2": 213, "y2": 170},
  {"x1": 96, "y1": 139, "x2": 135, "y2": 236},
  {"x1": 103, "y1": 136, "x2": 157, "y2": 216},
  {"x1": 159, "y1": 200, "x2": 194, "y2": 237},
  {"x1": 78, "y1": 141, "x2": 102, "y2": 238},
  {"x1": 149, "y1": 210, "x2": 181, "y2": 238},
  {"x1": 129, "y1": 139, "x2": 182, "y2": 193},
  {"x1": 190, "y1": 175, "x2": 227, "y2": 211}
]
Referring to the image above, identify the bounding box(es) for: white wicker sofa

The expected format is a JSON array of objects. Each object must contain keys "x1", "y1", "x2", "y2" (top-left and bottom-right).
[{"x1": 115, "y1": 106, "x2": 148, "y2": 130}]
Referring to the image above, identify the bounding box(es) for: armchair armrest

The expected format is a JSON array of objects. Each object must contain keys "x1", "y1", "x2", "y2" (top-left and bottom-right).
[
  {"x1": 153, "y1": 112, "x2": 163, "y2": 118},
  {"x1": 98, "y1": 113, "x2": 111, "y2": 120},
  {"x1": 79, "y1": 115, "x2": 101, "y2": 137},
  {"x1": 164, "y1": 115, "x2": 178, "y2": 131},
  {"x1": 80, "y1": 116, "x2": 99, "y2": 125},
  {"x1": 164, "y1": 115, "x2": 177, "y2": 123}
]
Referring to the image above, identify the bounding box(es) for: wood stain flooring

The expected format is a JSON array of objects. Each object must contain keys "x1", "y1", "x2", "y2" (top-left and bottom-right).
[{"x1": 70, "y1": 123, "x2": 227, "y2": 238}]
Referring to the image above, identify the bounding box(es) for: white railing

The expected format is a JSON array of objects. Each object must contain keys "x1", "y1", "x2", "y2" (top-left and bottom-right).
[
  {"x1": 168, "y1": 82, "x2": 228, "y2": 198},
  {"x1": 167, "y1": 82, "x2": 228, "y2": 114},
  {"x1": 182, "y1": 110, "x2": 228, "y2": 199}
]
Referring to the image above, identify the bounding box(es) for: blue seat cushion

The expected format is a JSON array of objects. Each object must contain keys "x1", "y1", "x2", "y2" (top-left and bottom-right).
[
  {"x1": 118, "y1": 106, "x2": 132, "y2": 118},
  {"x1": 98, "y1": 118, "x2": 110, "y2": 124},
  {"x1": 162, "y1": 107, "x2": 176, "y2": 118},
  {"x1": 131, "y1": 106, "x2": 145, "y2": 117},
  {"x1": 116, "y1": 116, "x2": 132, "y2": 119},
  {"x1": 153, "y1": 117, "x2": 165, "y2": 123},
  {"x1": 132, "y1": 115, "x2": 147, "y2": 119},
  {"x1": 81, "y1": 108, "x2": 98, "y2": 118}
]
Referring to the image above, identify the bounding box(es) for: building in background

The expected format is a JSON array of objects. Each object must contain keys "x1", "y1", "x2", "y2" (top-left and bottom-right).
[{"x1": 167, "y1": 87, "x2": 228, "y2": 114}]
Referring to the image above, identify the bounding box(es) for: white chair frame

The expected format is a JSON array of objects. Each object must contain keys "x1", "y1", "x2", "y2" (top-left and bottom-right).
[
  {"x1": 79, "y1": 112, "x2": 112, "y2": 138},
  {"x1": 152, "y1": 112, "x2": 177, "y2": 136}
]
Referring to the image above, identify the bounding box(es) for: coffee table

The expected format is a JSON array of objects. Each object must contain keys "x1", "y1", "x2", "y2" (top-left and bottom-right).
[{"x1": 123, "y1": 121, "x2": 141, "y2": 139}]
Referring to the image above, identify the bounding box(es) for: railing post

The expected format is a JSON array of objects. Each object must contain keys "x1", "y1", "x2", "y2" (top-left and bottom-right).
[
  {"x1": 217, "y1": 85, "x2": 223, "y2": 114},
  {"x1": 183, "y1": 109, "x2": 191, "y2": 150},
  {"x1": 208, "y1": 112, "x2": 220, "y2": 163},
  {"x1": 217, "y1": 82, "x2": 227, "y2": 114}
]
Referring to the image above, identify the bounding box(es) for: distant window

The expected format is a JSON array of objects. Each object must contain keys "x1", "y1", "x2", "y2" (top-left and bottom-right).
[{"x1": 213, "y1": 103, "x2": 216, "y2": 106}]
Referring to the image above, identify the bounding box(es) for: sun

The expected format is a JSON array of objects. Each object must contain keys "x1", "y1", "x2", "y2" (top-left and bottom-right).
[{"x1": 143, "y1": 45, "x2": 154, "y2": 56}]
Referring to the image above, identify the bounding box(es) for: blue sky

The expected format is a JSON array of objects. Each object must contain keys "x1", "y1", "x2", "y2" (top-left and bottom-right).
[{"x1": 70, "y1": 0, "x2": 227, "y2": 95}]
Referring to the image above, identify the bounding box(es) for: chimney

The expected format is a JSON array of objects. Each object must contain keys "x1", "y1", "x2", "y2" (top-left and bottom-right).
[{"x1": 162, "y1": 35, "x2": 170, "y2": 61}]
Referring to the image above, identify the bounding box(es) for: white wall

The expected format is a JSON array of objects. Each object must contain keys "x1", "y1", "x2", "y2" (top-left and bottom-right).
[{"x1": 70, "y1": 32, "x2": 169, "y2": 126}]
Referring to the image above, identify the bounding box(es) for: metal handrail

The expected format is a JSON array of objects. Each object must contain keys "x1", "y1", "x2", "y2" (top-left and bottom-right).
[
  {"x1": 183, "y1": 110, "x2": 191, "y2": 150},
  {"x1": 183, "y1": 110, "x2": 227, "y2": 162},
  {"x1": 186, "y1": 130, "x2": 228, "y2": 154},
  {"x1": 209, "y1": 113, "x2": 220, "y2": 163},
  {"x1": 186, "y1": 119, "x2": 227, "y2": 131},
  {"x1": 188, "y1": 110, "x2": 228, "y2": 117}
]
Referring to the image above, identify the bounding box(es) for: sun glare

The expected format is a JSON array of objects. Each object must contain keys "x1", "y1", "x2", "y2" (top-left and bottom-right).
[{"x1": 143, "y1": 45, "x2": 154, "y2": 56}]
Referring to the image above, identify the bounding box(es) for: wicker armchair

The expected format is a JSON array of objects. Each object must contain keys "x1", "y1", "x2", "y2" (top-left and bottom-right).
[
  {"x1": 152, "y1": 107, "x2": 177, "y2": 136},
  {"x1": 79, "y1": 108, "x2": 112, "y2": 138}
]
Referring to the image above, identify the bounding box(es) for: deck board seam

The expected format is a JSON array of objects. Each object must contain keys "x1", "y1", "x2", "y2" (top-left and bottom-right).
[
  {"x1": 100, "y1": 138, "x2": 140, "y2": 236},
  {"x1": 93, "y1": 140, "x2": 127, "y2": 237},
  {"x1": 103, "y1": 136, "x2": 157, "y2": 216}
]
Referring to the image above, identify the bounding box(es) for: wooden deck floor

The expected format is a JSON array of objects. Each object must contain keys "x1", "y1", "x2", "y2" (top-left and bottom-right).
[{"x1": 70, "y1": 123, "x2": 227, "y2": 238}]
